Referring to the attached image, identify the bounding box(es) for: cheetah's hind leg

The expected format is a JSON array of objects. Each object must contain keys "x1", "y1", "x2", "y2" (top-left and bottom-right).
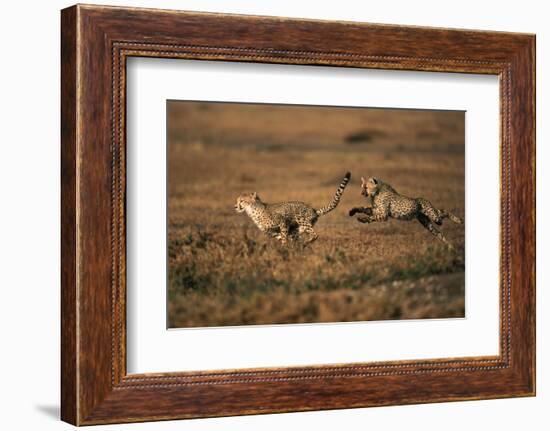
[
  {"x1": 439, "y1": 209, "x2": 464, "y2": 224},
  {"x1": 417, "y1": 213, "x2": 455, "y2": 250},
  {"x1": 298, "y1": 224, "x2": 318, "y2": 245},
  {"x1": 287, "y1": 224, "x2": 301, "y2": 242},
  {"x1": 417, "y1": 198, "x2": 444, "y2": 225},
  {"x1": 418, "y1": 198, "x2": 463, "y2": 226}
]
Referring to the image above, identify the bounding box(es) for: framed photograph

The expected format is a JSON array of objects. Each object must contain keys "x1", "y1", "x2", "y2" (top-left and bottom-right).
[
  {"x1": 163, "y1": 101, "x2": 466, "y2": 329},
  {"x1": 61, "y1": 4, "x2": 535, "y2": 425}
]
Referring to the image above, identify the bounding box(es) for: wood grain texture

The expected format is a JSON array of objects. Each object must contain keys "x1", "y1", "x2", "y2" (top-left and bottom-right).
[
  {"x1": 60, "y1": 5, "x2": 78, "y2": 425},
  {"x1": 60, "y1": 4, "x2": 535, "y2": 425}
]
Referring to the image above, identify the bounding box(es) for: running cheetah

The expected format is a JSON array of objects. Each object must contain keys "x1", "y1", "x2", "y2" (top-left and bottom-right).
[
  {"x1": 349, "y1": 176, "x2": 463, "y2": 249},
  {"x1": 235, "y1": 172, "x2": 351, "y2": 245}
]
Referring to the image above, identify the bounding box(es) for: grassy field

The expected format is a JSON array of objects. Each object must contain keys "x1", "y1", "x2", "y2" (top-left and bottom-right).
[{"x1": 167, "y1": 101, "x2": 465, "y2": 328}]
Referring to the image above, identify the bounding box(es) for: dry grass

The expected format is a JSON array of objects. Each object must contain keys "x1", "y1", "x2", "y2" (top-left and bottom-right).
[{"x1": 167, "y1": 102, "x2": 465, "y2": 328}]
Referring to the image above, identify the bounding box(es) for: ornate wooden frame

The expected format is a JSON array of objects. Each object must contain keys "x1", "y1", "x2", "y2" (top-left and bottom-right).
[{"x1": 61, "y1": 4, "x2": 535, "y2": 425}]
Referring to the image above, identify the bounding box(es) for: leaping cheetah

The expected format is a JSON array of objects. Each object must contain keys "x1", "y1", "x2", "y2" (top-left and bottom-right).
[{"x1": 349, "y1": 176, "x2": 463, "y2": 249}]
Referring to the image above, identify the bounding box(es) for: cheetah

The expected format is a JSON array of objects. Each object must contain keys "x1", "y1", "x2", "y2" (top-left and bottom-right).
[
  {"x1": 235, "y1": 172, "x2": 351, "y2": 245},
  {"x1": 349, "y1": 176, "x2": 463, "y2": 249}
]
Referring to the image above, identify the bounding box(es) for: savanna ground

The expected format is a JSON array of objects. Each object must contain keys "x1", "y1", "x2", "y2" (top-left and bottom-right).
[{"x1": 167, "y1": 101, "x2": 465, "y2": 328}]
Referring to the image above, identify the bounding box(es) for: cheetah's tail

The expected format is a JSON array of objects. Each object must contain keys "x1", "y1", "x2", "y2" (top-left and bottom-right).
[{"x1": 316, "y1": 172, "x2": 351, "y2": 216}]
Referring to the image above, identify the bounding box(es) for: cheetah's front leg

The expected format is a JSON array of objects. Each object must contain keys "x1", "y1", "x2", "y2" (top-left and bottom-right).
[
  {"x1": 277, "y1": 224, "x2": 290, "y2": 245},
  {"x1": 357, "y1": 207, "x2": 388, "y2": 224},
  {"x1": 357, "y1": 214, "x2": 389, "y2": 224},
  {"x1": 355, "y1": 204, "x2": 388, "y2": 224},
  {"x1": 356, "y1": 215, "x2": 375, "y2": 224},
  {"x1": 349, "y1": 207, "x2": 373, "y2": 217}
]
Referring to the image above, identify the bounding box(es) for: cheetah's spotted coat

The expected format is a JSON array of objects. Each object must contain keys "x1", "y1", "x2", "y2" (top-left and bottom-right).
[
  {"x1": 349, "y1": 177, "x2": 463, "y2": 249},
  {"x1": 235, "y1": 172, "x2": 351, "y2": 244}
]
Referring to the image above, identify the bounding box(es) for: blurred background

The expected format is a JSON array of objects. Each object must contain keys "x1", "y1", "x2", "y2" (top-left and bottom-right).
[{"x1": 167, "y1": 101, "x2": 465, "y2": 327}]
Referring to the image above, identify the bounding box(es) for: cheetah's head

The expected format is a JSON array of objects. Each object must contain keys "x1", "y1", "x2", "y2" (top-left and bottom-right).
[
  {"x1": 235, "y1": 192, "x2": 260, "y2": 213},
  {"x1": 361, "y1": 177, "x2": 380, "y2": 197}
]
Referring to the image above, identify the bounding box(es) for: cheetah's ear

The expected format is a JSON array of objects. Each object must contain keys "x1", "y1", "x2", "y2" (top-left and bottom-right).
[
  {"x1": 370, "y1": 177, "x2": 379, "y2": 185},
  {"x1": 361, "y1": 176, "x2": 366, "y2": 185},
  {"x1": 251, "y1": 192, "x2": 259, "y2": 199}
]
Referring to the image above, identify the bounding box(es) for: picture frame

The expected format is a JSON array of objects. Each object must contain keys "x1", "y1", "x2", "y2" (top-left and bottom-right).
[{"x1": 61, "y1": 4, "x2": 535, "y2": 425}]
